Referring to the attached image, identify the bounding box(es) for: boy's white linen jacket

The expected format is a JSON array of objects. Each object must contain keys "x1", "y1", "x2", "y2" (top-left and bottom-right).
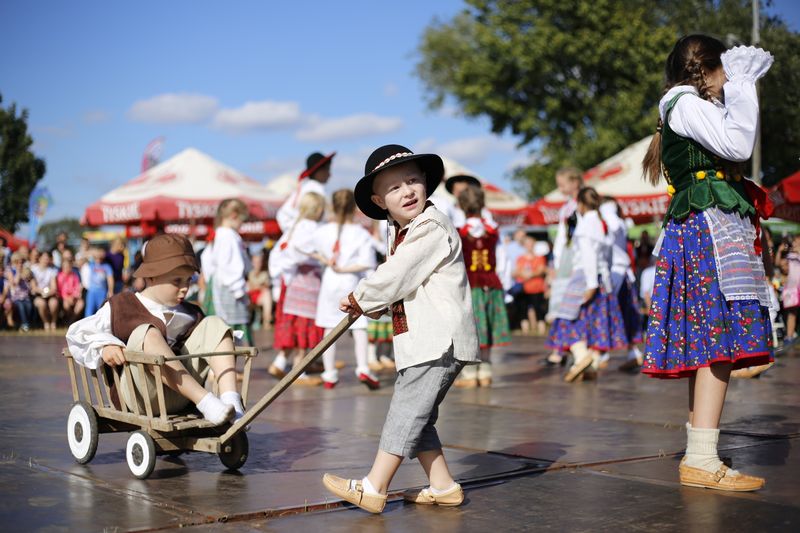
[{"x1": 350, "y1": 204, "x2": 479, "y2": 371}]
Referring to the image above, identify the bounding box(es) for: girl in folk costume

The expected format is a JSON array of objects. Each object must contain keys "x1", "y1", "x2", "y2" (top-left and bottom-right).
[
  {"x1": 598, "y1": 197, "x2": 644, "y2": 371},
  {"x1": 270, "y1": 192, "x2": 326, "y2": 386},
  {"x1": 310, "y1": 189, "x2": 380, "y2": 389},
  {"x1": 453, "y1": 186, "x2": 511, "y2": 388},
  {"x1": 276, "y1": 152, "x2": 334, "y2": 232},
  {"x1": 201, "y1": 198, "x2": 253, "y2": 344},
  {"x1": 547, "y1": 187, "x2": 628, "y2": 382},
  {"x1": 545, "y1": 167, "x2": 583, "y2": 365},
  {"x1": 641, "y1": 35, "x2": 774, "y2": 491},
  {"x1": 366, "y1": 219, "x2": 396, "y2": 373}
]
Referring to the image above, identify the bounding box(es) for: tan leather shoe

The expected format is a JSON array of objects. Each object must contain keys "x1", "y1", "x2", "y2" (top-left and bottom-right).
[
  {"x1": 731, "y1": 363, "x2": 773, "y2": 379},
  {"x1": 268, "y1": 364, "x2": 286, "y2": 379},
  {"x1": 564, "y1": 355, "x2": 594, "y2": 382},
  {"x1": 322, "y1": 474, "x2": 387, "y2": 514},
  {"x1": 335, "y1": 360, "x2": 347, "y2": 370},
  {"x1": 368, "y1": 361, "x2": 384, "y2": 373},
  {"x1": 679, "y1": 463, "x2": 765, "y2": 492},
  {"x1": 294, "y1": 375, "x2": 323, "y2": 387},
  {"x1": 403, "y1": 483, "x2": 464, "y2": 506},
  {"x1": 453, "y1": 378, "x2": 479, "y2": 388}
]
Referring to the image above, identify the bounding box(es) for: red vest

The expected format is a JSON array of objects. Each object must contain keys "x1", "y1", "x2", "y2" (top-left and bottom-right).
[{"x1": 459, "y1": 223, "x2": 503, "y2": 289}]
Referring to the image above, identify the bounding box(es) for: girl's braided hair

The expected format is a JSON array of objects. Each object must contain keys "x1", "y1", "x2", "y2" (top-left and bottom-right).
[{"x1": 642, "y1": 35, "x2": 727, "y2": 186}]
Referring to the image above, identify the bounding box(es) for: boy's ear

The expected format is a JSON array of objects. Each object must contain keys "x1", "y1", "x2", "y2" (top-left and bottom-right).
[{"x1": 371, "y1": 194, "x2": 387, "y2": 210}]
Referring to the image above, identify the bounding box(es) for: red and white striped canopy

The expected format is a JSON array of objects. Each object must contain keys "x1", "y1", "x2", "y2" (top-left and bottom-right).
[
  {"x1": 529, "y1": 136, "x2": 669, "y2": 225},
  {"x1": 83, "y1": 148, "x2": 284, "y2": 226}
]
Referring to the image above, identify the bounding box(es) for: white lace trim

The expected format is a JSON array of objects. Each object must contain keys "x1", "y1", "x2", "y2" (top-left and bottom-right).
[
  {"x1": 721, "y1": 46, "x2": 774, "y2": 83},
  {"x1": 702, "y1": 207, "x2": 770, "y2": 307}
]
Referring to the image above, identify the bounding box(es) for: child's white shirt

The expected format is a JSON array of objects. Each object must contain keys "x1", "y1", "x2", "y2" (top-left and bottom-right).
[
  {"x1": 276, "y1": 179, "x2": 326, "y2": 232},
  {"x1": 571, "y1": 210, "x2": 609, "y2": 291},
  {"x1": 273, "y1": 219, "x2": 319, "y2": 285},
  {"x1": 66, "y1": 293, "x2": 197, "y2": 369},
  {"x1": 208, "y1": 226, "x2": 251, "y2": 298},
  {"x1": 351, "y1": 205, "x2": 478, "y2": 370}
]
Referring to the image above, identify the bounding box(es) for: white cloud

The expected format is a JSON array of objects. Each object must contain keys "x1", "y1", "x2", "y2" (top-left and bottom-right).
[
  {"x1": 213, "y1": 100, "x2": 302, "y2": 131},
  {"x1": 128, "y1": 93, "x2": 218, "y2": 124},
  {"x1": 83, "y1": 110, "x2": 111, "y2": 124},
  {"x1": 296, "y1": 113, "x2": 404, "y2": 142},
  {"x1": 433, "y1": 136, "x2": 516, "y2": 166}
]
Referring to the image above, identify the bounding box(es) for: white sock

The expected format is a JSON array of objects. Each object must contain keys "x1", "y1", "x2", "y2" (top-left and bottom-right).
[
  {"x1": 628, "y1": 346, "x2": 643, "y2": 360},
  {"x1": 367, "y1": 343, "x2": 379, "y2": 364},
  {"x1": 322, "y1": 330, "x2": 338, "y2": 377},
  {"x1": 349, "y1": 476, "x2": 380, "y2": 495},
  {"x1": 353, "y1": 329, "x2": 370, "y2": 375},
  {"x1": 684, "y1": 426, "x2": 739, "y2": 475},
  {"x1": 196, "y1": 392, "x2": 233, "y2": 425},
  {"x1": 430, "y1": 482, "x2": 457, "y2": 495},
  {"x1": 220, "y1": 391, "x2": 245, "y2": 418},
  {"x1": 272, "y1": 352, "x2": 287, "y2": 371}
]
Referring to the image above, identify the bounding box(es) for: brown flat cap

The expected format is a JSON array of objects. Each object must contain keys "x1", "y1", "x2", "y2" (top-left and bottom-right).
[{"x1": 133, "y1": 234, "x2": 200, "y2": 278}]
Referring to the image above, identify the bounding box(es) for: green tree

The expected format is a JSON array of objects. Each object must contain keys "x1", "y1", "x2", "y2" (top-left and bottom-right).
[
  {"x1": 0, "y1": 93, "x2": 46, "y2": 231},
  {"x1": 38, "y1": 217, "x2": 84, "y2": 250},
  {"x1": 416, "y1": 0, "x2": 799, "y2": 197}
]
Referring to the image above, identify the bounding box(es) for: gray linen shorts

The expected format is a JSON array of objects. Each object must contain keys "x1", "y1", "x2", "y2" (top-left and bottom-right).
[{"x1": 379, "y1": 345, "x2": 465, "y2": 458}]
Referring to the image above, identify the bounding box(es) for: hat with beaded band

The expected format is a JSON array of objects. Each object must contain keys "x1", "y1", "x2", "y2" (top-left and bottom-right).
[{"x1": 354, "y1": 144, "x2": 444, "y2": 220}]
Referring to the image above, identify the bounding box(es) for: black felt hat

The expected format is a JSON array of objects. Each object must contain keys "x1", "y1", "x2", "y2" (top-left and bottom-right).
[
  {"x1": 354, "y1": 144, "x2": 444, "y2": 220},
  {"x1": 300, "y1": 151, "x2": 336, "y2": 180},
  {"x1": 445, "y1": 174, "x2": 482, "y2": 194}
]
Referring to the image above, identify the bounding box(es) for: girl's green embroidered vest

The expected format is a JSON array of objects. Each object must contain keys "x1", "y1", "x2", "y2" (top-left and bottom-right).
[{"x1": 661, "y1": 92, "x2": 755, "y2": 225}]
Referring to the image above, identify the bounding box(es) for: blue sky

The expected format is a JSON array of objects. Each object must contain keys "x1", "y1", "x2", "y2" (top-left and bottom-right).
[{"x1": 2, "y1": 0, "x2": 798, "y2": 226}]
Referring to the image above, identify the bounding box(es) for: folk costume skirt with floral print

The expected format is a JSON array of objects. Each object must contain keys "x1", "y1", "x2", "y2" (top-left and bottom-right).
[
  {"x1": 471, "y1": 287, "x2": 512, "y2": 348},
  {"x1": 642, "y1": 212, "x2": 773, "y2": 379},
  {"x1": 547, "y1": 280, "x2": 628, "y2": 353}
]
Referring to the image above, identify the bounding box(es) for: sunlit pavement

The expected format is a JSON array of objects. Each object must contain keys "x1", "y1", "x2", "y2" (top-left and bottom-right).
[{"x1": 1, "y1": 330, "x2": 798, "y2": 531}]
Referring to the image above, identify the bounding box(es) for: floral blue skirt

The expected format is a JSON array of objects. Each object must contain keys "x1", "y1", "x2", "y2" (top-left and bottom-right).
[
  {"x1": 643, "y1": 212, "x2": 773, "y2": 379},
  {"x1": 547, "y1": 281, "x2": 628, "y2": 353}
]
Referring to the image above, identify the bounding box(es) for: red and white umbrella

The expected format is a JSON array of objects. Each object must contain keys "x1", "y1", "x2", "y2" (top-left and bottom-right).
[
  {"x1": 83, "y1": 148, "x2": 284, "y2": 228},
  {"x1": 528, "y1": 136, "x2": 669, "y2": 225}
]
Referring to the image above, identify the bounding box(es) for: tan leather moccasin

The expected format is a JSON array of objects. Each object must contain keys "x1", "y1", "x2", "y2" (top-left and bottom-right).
[
  {"x1": 564, "y1": 355, "x2": 594, "y2": 383},
  {"x1": 679, "y1": 463, "x2": 765, "y2": 492},
  {"x1": 403, "y1": 483, "x2": 464, "y2": 506},
  {"x1": 322, "y1": 473, "x2": 387, "y2": 514}
]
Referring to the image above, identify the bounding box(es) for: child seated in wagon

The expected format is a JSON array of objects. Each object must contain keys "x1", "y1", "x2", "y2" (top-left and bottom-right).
[{"x1": 66, "y1": 234, "x2": 245, "y2": 425}]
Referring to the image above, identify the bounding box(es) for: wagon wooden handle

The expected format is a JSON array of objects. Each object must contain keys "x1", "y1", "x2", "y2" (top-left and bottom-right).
[{"x1": 219, "y1": 313, "x2": 357, "y2": 444}]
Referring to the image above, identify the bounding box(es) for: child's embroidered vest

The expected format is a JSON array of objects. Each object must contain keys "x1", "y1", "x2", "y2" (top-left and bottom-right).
[{"x1": 458, "y1": 224, "x2": 503, "y2": 289}]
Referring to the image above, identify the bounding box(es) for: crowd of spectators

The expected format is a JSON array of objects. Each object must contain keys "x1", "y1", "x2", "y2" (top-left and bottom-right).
[{"x1": 2, "y1": 224, "x2": 798, "y2": 348}]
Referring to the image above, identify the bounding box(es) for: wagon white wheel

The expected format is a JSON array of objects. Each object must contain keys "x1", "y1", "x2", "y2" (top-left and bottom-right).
[
  {"x1": 219, "y1": 432, "x2": 249, "y2": 471},
  {"x1": 126, "y1": 430, "x2": 156, "y2": 479},
  {"x1": 67, "y1": 402, "x2": 98, "y2": 464}
]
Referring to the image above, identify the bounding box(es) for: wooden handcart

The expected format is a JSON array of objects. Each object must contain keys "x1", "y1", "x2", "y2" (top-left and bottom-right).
[{"x1": 64, "y1": 315, "x2": 355, "y2": 479}]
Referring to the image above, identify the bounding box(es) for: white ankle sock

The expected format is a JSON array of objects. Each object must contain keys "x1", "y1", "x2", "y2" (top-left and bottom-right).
[
  {"x1": 220, "y1": 391, "x2": 245, "y2": 418},
  {"x1": 272, "y1": 353, "x2": 287, "y2": 371},
  {"x1": 684, "y1": 426, "x2": 738, "y2": 475},
  {"x1": 349, "y1": 476, "x2": 380, "y2": 495},
  {"x1": 430, "y1": 482, "x2": 457, "y2": 495},
  {"x1": 196, "y1": 392, "x2": 233, "y2": 425}
]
